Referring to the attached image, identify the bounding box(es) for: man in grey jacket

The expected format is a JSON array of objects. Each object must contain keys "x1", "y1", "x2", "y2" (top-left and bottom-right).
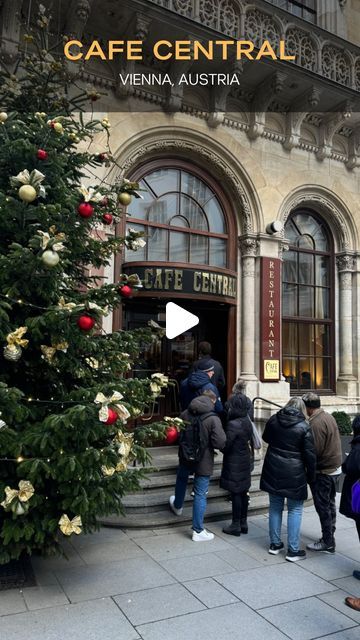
[
  {"x1": 303, "y1": 392, "x2": 342, "y2": 553},
  {"x1": 169, "y1": 390, "x2": 226, "y2": 541}
]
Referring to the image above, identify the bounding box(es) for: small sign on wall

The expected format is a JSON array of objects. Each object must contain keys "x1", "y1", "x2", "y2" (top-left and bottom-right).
[{"x1": 260, "y1": 257, "x2": 281, "y2": 382}]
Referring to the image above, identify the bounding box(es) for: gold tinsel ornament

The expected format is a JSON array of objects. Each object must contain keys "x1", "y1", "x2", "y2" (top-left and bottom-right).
[
  {"x1": 3, "y1": 326, "x2": 29, "y2": 362},
  {"x1": 1, "y1": 480, "x2": 35, "y2": 516}
]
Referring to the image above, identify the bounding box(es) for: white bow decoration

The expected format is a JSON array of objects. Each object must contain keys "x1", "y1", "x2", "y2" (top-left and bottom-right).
[{"x1": 94, "y1": 391, "x2": 130, "y2": 423}]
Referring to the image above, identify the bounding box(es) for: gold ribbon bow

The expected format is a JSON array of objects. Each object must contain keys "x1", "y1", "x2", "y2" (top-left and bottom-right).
[
  {"x1": 6, "y1": 327, "x2": 29, "y2": 348},
  {"x1": 57, "y1": 297, "x2": 77, "y2": 312},
  {"x1": 94, "y1": 391, "x2": 130, "y2": 424},
  {"x1": 58, "y1": 514, "x2": 82, "y2": 536},
  {"x1": 114, "y1": 430, "x2": 134, "y2": 460},
  {"x1": 37, "y1": 229, "x2": 66, "y2": 252},
  {"x1": 41, "y1": 342, "x2": 68, "y2": 363},
  {"x1": 1, "y1": 480, "x2": 35, "y2": 509}
]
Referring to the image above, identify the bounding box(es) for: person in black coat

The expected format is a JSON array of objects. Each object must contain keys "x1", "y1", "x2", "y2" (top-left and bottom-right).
[
  {"x1": 192, "y1": 341, "x2": 225, "y2": 391},
  {"x1": 220, "y1": 393, "x2": 253, "y2": 536},
  {"x1": 260, "y1": 396, "x2": 316, "y2": 562},
  {"x1": 339, "y1": 416, "x2": 360, "y2": 611}
]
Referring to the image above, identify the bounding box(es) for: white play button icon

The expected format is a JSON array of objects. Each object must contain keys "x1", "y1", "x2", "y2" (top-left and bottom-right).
[{"x1": 165, "y1": 302, "x2": 199, "y2": 339}]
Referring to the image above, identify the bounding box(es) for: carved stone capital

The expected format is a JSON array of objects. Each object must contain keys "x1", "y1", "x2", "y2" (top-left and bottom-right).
[
  {"x1": 336, "y1": 253, "x2": 356, "y2": 273},
  {"x1": 239, "y1": 236, "x2": 259, "y2": 258}
]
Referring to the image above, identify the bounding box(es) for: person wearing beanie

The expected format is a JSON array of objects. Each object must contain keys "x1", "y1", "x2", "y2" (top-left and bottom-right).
[
  {"x1": 192, "y1": 341, "x2": 225, "y2": 391},
  {"x1": 180, "y1": 360, "x2": 223, "y2": 415},
  {"x1": 302, "y1": 393, "x2": 342, "y2": 554},
  {"x1": 339, "y1": 415, "x2": 360, "y2": 611}
]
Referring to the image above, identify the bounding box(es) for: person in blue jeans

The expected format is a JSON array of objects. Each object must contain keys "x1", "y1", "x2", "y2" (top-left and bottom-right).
[
  {"x1": 260, "y1": 397, "x2": 317, "y2": 562},
  {"x1": 169, "y1": 391, "x2": 226, "y2": 541}
]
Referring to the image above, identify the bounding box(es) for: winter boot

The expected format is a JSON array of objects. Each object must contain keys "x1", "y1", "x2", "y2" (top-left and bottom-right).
[
  {"x1": 240, "y1": 518, "x2": 248, "y2": 534},
  {"x1": 222, "y1": 521, "x2": 241, "y2": 536}
]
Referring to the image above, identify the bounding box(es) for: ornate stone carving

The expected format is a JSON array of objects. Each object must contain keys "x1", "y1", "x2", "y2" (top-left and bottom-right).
[
  {"x1": 119, "y1": 138, "x2": 253, "y2": 232},
  {"x1": 173, "y1": 0, "x2": 193, "y2": 18},
  {"x1": 280, "y1": 191, "x2": 351, "y2": 251},
  {"x1": 285, "y1": 28, "x2": 317, "y2": 72},
  {"x1": 322, "y1": 45, "x2": 351, "y2": 87},
  {"x1": 75, "y1": 0, "x2": 91, "y2": 21},
  {"x1": 198, "y1": 0, "x2": 238, "y2": 37},
  {"x1": 244, "y1": 8, "x2": 280, "y2": 51},
  {"x1": 355, "y1": 60, "x2": 360, "y2": 92},
  {"x1": 336, "y1": 254, "x2": 356, "y2": 273},
  {"x1": 239, "y1": 237, "x2": 259, "y2": 257}
]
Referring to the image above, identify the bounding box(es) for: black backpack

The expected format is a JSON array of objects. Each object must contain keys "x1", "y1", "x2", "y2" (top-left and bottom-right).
[{"x1": 179, "y1": 411, "x2": 215, "y2": 469}]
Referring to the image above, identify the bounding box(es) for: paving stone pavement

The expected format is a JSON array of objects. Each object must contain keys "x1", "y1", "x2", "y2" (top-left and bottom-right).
[{"x1": 1, "y1": 504, "x2": 360, "y2": 640}]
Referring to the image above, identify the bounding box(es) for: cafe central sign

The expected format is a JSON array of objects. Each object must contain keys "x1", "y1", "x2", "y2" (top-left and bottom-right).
[
  {"x1": 260, "y1": 257, "x2": 281, "y2": 382},
  {"x1": 127, "y1": 266, "x2": 237, "y2": 299}
]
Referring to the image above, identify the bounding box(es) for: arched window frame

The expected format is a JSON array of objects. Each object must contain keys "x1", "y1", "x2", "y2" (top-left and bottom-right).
[
  {"x1": 282, "y1": 209, "x2": 335, "y2": 393},
  {"x1": 122, "y1": 159, "x2": 237, "y2": 270}
]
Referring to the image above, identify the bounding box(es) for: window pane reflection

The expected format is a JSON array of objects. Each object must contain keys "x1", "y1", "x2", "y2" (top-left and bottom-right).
[
  {"x1": 191, "y1": 235, "x2": 208, "y2": 264},
  {"x1": 170, "y1": 232, "x2": 189, "y2": 263},
  {"x1": 147, "y1": 227, "x2": 167, "y2": 261},
  {"x1": 283, "y1": 251, "x2": 297, "y2": 282},
  {"x1": 210, "y1": 238, "x2": 226, "y2": 267},
  {"x1": 283, "y1": 283, "x2": 297, "y2": 316}
]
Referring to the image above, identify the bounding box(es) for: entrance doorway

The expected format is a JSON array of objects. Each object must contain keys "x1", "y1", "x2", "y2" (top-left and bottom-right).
[{"x1": 124, "y1": 299, "x2": 229, "y2": 418}]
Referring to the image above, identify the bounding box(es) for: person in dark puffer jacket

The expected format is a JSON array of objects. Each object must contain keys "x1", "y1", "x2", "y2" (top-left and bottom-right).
[
  {"x1": 260, "y1": 396, "x2": 316, "y2": 562},
  {"x1": 220, "y1": 393, "x2": 253, "y2": 536},
  {"x1": 339, "y1": 416, "x2": 360, "y2": 611}
]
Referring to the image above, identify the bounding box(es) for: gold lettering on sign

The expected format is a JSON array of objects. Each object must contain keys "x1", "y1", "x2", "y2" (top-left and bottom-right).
[
  {"x1": 210, "y1": 273, "x2": 217, "y2": 294},
  {"x1": 154, "y1": 269, "x2": 163, "y2": 289},
  {"x1": 223, "y1": 276, "x2": 228, "y2": 296},
  {"x1": 193, "y1": 272, "x2": 201, "y2": 292},
  {"x1": 202, "y1": 272, "x2": 209, "y2": 293},
  {"x1": 174, "y1": 270, "x2": 183, "y2": 290},
  {"x1": 144, "y1": 268, "x2": 153, "y2": 290},
  {"x1": 164, "y1": 269, "x2": 173, "y2": 290}
]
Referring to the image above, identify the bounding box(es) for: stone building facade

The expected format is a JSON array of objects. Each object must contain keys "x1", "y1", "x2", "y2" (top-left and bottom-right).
[{"x1": 2, "y1": 0, "x2": 360, "y2": 420}]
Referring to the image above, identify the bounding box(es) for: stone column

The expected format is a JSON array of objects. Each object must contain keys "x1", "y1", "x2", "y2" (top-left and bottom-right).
[
  {"x1": 239, "y1": 237, "x2": 258, "y2": 381},
  {"x1": 336, "y1": 254, "x2": 356, "y2": 396},
  {"x1": 317, "y1": 0, "x2": 347, "y2": 39}
]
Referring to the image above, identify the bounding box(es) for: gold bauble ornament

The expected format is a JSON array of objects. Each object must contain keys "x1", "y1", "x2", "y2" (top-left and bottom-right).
[
  {"x1": 0, "y1": 112, "x2": 8, "y2": 122},
  {"x1": 19, "y1": 184, "x2": 37, "y2": 202},
  {"x1": 3, "y1": 344, "x2": 22, "y2": 361},
  {"x1": 53, "y1": 122, "x2": 63, "y2": 134},
  {"x1": 42, "y1": 250, "x2": 60, "y2": 268},
  {"x1": 118, "y1": 192, "x2": 132, "y2": 206}
]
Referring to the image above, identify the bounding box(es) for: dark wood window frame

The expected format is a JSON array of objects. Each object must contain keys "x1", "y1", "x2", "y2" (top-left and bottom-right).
[
  {"x1": 121, "y1": 158, "x2": 237, "y2": 271},
  {"x1": 282, "y1": 209, "x2": 335, "y2": 394}
]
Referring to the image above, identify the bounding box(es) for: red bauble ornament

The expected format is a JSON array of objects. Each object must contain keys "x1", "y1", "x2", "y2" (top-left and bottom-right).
[
  {"x1": 37, "y1": 149, "x2": 48, "y2": 160},
  {"x1": 102, "y1": 213, "x2": 113, "y2": 225},
  {"x1": 77, "y1": 315, "x2": 95, "y2": 331},
  {"x1": 105, "y1": 408, "x2": 118, "y2": 425},
  {"x1": 164, "y1": 426, "x2": 178, "y2": 445},
  {"x1": 119, "y1": 285, "x2": 133, "y2": 298},
  {"x1": 78, "y1": 202, "x2": 94, "y2": 218}
]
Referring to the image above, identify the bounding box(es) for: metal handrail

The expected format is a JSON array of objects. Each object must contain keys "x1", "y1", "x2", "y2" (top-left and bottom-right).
[{"x1": 252, "y1": 396, "x2": 282, "y2": 409}]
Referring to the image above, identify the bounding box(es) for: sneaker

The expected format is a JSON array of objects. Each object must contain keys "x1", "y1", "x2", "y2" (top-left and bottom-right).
[
  {"x1": 192, "y1": 529, "x2": 214, "y2": 542},
  {"x1": 169, "y1": 495, "x2": 183, "y2": 516},
  {"x1": 306, "y1": 539, "x2": 335, "y2": 553},
  {"x1": 286, "y1": 549, "x2": 306, "y2": 562},
  {"x1": 268, "y1": 542, "x2": 284, "y2": 555},
  {"x1": 353, "y1": 570, "x2": 360, "y2": 580}
]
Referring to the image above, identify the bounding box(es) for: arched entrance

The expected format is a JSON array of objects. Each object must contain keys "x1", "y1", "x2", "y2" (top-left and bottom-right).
[{"x1": 115, "y1": 159, "x2": 238, "y2": 417}]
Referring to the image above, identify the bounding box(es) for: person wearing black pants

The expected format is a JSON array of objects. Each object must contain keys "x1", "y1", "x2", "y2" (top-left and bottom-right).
[{"x1": 220, "y1": 394, "x2": 253, "y2": 536}]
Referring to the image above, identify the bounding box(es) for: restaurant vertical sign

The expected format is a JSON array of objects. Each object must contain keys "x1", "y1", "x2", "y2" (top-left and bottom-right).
[{"x1": 260, "y1": 257, "x2": 281, "y2": 382}]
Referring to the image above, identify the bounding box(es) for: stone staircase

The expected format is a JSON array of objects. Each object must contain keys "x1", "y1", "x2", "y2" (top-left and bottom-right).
[{"x1": 102, "y1": 446, "x2": 269, "y2": 529}]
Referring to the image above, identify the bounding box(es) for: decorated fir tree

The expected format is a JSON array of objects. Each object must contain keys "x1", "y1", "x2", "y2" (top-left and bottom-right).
[{"x1": 0, "y1": 6, "x2": 169, "y2": 563}]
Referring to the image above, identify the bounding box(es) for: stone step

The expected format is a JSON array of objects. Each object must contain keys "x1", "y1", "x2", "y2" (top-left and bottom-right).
[
  {"x1": 122, "y1": 481, "x2": 262, "y2": 513},
  {"x1": 138, "y1": 467, "x2": 261, "y2": 490},
  {"x1": 102, "y1": 493, "x2": 270, "y2": 529}
]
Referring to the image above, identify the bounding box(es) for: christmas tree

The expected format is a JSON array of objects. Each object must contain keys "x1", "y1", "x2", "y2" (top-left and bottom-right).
[{"x1": 0, "y1": 5, "x2": 170, "y2": 564}]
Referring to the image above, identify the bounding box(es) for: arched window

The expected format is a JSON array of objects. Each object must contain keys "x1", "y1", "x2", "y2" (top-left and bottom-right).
[
  {"x1": 282, "y1": 210, "x2": 334, "y2": 392},
  {"x1": 124, "y1": 166, "x2": 228, "y2": 268}
]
